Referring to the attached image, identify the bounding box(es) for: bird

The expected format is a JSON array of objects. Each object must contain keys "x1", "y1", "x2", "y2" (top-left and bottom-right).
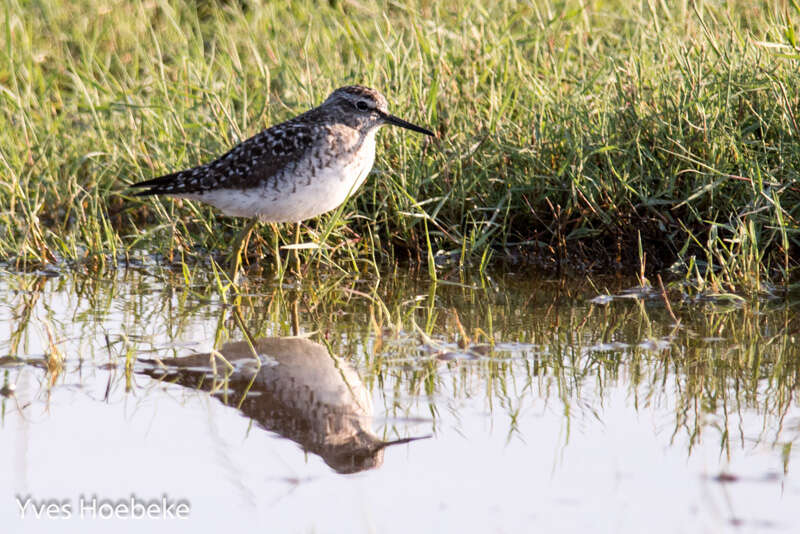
[
  {"x1": 137, "y1": 336, "x2": 430, "y2": 474},
  {"x1": 131, "y1": 85, "x2": 434, "y2": 223}
]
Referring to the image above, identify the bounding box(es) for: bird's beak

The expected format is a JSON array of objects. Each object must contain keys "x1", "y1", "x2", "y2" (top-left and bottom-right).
[
  {"x1": 381, "y1": 112, "x2": 435, "y2": 136},
  {"x1": 372, "y1": 434, "x2": 433, "y2": 452}
]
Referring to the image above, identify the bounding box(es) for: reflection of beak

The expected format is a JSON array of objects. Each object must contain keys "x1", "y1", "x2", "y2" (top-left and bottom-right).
[
  {"x1": 380, "y1": 112, "x2": 435, "y2": 137},
  {"x1": 373, "y1": 434, "x2": 433, "y2": 452}
]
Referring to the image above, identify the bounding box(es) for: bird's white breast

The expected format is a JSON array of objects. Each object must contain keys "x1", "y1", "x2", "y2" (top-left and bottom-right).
[{"x1": 190, "y1": 129, "x2": 378, "y2": 222}]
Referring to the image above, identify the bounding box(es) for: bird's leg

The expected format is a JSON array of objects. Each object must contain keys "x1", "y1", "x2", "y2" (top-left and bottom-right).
[
  {"x1": 269, "y1": 222, "x2": 282, "y2": 274},
  {"x1": 230, "y1": 300, "x2": 262, "y2": 383},
  {"x1": 292, "y1": 222, "x2": 302, "y2": 277},
  {"x1": 227, "y1": 218, "x2": 259, "y2": 279},
  {"x1": 291, "y1": 298, "x2": 300, "y2": 336}
]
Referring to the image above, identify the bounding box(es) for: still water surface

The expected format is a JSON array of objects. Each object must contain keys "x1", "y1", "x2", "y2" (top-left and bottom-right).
[{"x1": 0, "y1": 266, "x2": 798, "y2": 533}]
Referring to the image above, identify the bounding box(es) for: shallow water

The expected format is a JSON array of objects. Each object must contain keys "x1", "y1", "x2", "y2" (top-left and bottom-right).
[{"x1": 0, "y1": 266, "x2": 798, "y2": 533}]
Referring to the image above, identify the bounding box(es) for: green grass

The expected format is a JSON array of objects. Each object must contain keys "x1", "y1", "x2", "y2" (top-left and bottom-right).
[{"x1": 1, "y1": 0, "x2": 799, "y2": 291}]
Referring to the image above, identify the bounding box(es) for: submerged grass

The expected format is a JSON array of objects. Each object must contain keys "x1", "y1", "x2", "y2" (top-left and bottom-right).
[
  {"x1": 1, "y1": 0, "x2": 799, "y2": 290},
  {"x1": 3, "y1": 266, "x2": 799, "y2": 456}
]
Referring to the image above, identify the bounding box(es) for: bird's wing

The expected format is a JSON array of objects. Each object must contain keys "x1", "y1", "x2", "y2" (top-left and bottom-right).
[{"x1": 131, "y1": 119, "x2": 320, "y2": 196}]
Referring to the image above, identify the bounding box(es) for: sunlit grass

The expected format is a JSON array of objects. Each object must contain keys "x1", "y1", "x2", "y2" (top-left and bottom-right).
[{"x1": 1, "y1": 0, "x2": 799, "y2": 290}]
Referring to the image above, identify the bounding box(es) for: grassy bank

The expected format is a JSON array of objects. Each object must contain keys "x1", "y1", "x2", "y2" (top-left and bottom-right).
[{"x1": 1, "y1": 0, "x2": 799, "y2": 290}]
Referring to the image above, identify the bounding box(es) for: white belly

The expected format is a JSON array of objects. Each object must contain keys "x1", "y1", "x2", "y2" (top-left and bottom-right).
[{"x1": 187, "y1": 132, "x2": 377, "y2": 222}]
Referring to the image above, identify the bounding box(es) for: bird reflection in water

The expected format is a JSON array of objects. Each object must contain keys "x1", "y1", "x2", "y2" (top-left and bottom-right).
[{"x1": 138, "y1": 337, "x2": 428, "y2": 474}]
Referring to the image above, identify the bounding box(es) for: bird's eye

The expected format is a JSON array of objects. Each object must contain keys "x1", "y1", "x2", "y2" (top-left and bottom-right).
[{"x1": 356, "y1": 101, "x2": 369, "y2": 111}]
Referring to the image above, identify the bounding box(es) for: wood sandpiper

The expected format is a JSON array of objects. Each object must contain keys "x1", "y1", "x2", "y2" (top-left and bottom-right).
[{"x1": 132, "y1": 85, "x2": 434, "y2": 222}]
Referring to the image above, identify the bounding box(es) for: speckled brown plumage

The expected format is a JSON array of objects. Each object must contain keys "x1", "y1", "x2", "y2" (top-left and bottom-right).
[{"x1": 132, "y1": 85, "x2": 434, "y2": 222}]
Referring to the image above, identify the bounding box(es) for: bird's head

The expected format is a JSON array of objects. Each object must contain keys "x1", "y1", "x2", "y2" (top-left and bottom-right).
[{"x1": 322, "y1": 85, "x2": 434, "y2": 136}]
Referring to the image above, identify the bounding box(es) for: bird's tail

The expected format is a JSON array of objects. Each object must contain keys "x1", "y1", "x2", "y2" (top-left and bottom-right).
[{"x1": 130, "y1": 168, "x2": 199, "y2": 196}]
